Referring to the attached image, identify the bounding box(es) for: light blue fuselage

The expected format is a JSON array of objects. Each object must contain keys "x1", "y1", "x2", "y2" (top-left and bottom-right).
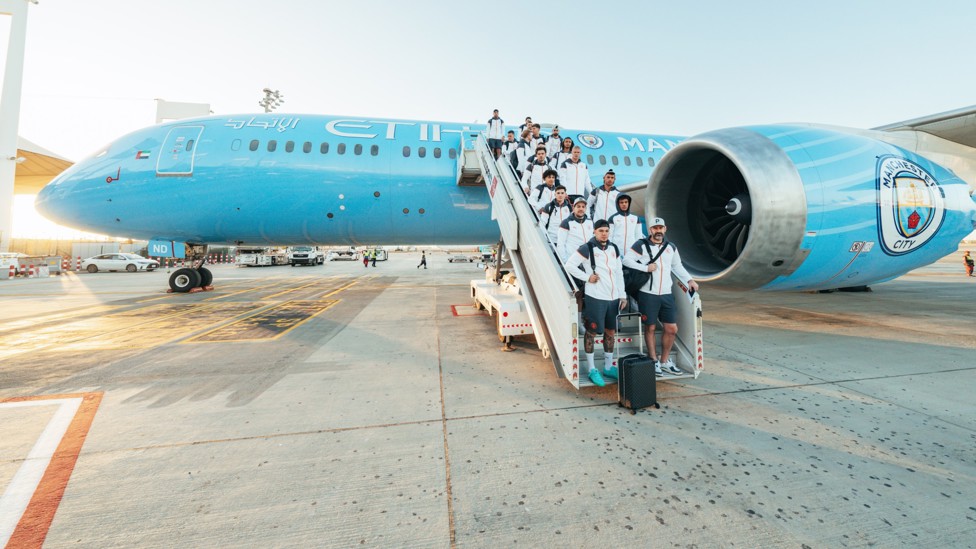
[{"x1": 38, "y1": 114, "x2": 680, "y2": 245}]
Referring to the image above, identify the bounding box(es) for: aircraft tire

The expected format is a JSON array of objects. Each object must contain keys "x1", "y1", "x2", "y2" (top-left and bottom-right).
[
  {"x1": 169, "y1": 268, "x2": 201, "y2": 293},
  {"x1": 126, "y1": 264, "x2": 137, "y2": 272},
  {"x1": 86, "y1": 264, "x2": 98, "y2": 273},
  {"x1": 197, "y1": 267, "x2": 213, "y2": 287}
]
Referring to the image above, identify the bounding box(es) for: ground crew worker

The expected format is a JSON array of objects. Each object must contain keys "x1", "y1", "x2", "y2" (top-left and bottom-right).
[
  {"x1": 964, "y1": 251, "x2": 974, "y2": 276},
  {"x1": 417, "y1": 251, "x2": 427, "y2": 269},
  {"x1": 558, "y1": 146, "x2": 592, "y2": 203},
  {"x1": 363, "y1": 250, "x2": 369, "y2": 268},
  {"x1": 563, "y1": 219, "x2": 627, "y2": 387},
  {"x1": 587, "y1": 169, "x2": 620, "y2": 224},
  {"x1": 622, "y1": 217, "x2": 698, "y2": 377},
  {"x1": 608, "y1": 193, "x2": 644, "y2": 255}
]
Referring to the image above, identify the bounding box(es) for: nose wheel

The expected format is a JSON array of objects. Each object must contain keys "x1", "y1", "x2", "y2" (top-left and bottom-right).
[{"x1": 166, "y1": 244, "x2": 215, "y2": 293}]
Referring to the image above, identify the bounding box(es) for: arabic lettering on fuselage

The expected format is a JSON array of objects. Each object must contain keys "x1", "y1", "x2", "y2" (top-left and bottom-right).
[{"x1": 221, "y1": 116, "x2": 682, "y2": 152}]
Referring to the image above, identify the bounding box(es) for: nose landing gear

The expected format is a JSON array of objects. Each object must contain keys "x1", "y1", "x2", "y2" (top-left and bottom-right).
[{"x1": 167, "y1": 243, "x2": 215, "y2": 293}]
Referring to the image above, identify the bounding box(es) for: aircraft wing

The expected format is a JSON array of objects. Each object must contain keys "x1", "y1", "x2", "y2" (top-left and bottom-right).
[{"x1": 873, "y1": 104, "x2": 976, "y2": 148}]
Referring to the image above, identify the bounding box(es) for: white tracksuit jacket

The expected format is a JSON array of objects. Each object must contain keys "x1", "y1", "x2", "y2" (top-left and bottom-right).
[
  {"x1": 622, "y1": 240, "x2": 694, "y2": 296},
  {"x1": 564, "y1": 238, "x2": 626, "y2": 301}
]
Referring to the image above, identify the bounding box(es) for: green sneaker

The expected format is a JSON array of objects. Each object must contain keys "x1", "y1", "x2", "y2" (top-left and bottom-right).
[{"x1": 588, "y1": 368, "x2": 606, "y2": 387}]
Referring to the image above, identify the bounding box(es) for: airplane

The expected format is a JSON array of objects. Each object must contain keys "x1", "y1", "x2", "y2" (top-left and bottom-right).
[{"x1": 35, "y1": 109, "x2": 976, "y2": 293}]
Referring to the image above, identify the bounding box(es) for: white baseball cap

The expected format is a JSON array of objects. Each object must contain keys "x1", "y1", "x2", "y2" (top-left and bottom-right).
[{"x1": 649, "y1": 217, "x2": 666, "y2": 227}]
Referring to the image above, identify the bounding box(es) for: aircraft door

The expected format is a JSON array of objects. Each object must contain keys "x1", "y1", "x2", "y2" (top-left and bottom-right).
[{"x1": 156, "y1": 125, "x2": 204, "y2": 176}]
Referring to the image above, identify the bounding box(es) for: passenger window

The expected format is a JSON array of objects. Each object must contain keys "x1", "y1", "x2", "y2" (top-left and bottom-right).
[
  {"x1": 403, "y1": 146, "x2": 411, "y2": 157},
  {"x1": 418, "y1": 147, "x2": 426, "y2": 158},
  {"x1": 611, "y1": 155, "x2": 618, "y2": 166},
  {"x1": 448, "y1": 148, "x2": 457, "y2": 159},
  {"x1": 231, "y1": 139, "x2": 241, "y2": 151},
  {"x1": 647, "y1": 157, "x2": 655, "y2": 167},
  {"x1": 337, "y1": 143, "x2": 346, "y2": 155},
  {"x1": 587, "y1": 154, "x2": 594, "y2": 164},
  {"x1": 303, "y1": 141, "x2": 312, "y2": 153},
  {"x1": 186, "y1": 140, "x2": 195, "y2": 152},
  {"x1": 354, "y1": 144, "x2": 363, "y2": 155},
  {"x1": 249, "y1": 140, "x2": 259, "y2": 152},
  {"x1": 267, "y1": 140, "x2": 277, "y2": 152},
  {"x1": 285, "y1": 141, "x2": 295, "y2": 153},
  {"x1": 636, "y1": 157, "x2": 643, "y2": 167},
  {"x1": 320, "y1": 142, "x2": 329, "y2": 154},
  {"x1": 433, "y1": 148, "x2": 441, "y2": 158},
  {"x1": 371, "y1": 145, "x2": 379, "y2": 156},
  {"x1": 623, "y1": 156, "x2": 631, "y2": 166},
  {"x1": 599, "y1": 155, "x2": 606, "y2": 165}
]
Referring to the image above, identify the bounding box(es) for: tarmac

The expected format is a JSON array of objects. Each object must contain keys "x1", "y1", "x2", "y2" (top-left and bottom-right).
[{"x1": 0, "y1": 250, "x2": 974, "y2": 548}]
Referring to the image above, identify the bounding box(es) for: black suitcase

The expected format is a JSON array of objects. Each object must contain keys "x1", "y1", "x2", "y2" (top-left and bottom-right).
[{"x1": 617, "y1": 353, "x2": 659, "y2": 413}]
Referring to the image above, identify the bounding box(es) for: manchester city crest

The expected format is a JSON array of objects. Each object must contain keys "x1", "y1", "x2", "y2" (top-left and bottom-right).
[
  {"x1": 577, "y1": 133, "x2": 604, "y2": 149},
  {"x1": 876, "y1": 156, "x2": 945, "y2": 256}
]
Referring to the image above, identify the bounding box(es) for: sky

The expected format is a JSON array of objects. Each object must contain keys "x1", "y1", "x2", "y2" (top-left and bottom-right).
[{"x1": 4, "y1": 0, "x2": 976, "y2": 237}]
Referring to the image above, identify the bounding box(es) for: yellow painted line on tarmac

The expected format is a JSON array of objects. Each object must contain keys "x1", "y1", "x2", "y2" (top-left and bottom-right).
[
  {"x1": 264, "y1": 278, "x2": 336, "y2": 300},
  {"x1": 181, "y1": 300, "x2": 339, "y2": 343}
]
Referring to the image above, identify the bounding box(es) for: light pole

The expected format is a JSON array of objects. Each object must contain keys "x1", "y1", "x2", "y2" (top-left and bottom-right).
[{"x1": 258, "y1": 88, "x2": 284, "y2": 113}]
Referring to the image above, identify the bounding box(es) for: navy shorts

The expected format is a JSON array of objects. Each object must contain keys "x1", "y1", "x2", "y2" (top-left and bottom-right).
[
  {"x1": 488, "y1": 138, "x2": 503, "y2": 151},
  {"x1": 637, "y1": 292, "x2": 676, "y2": 325},
  {"x1": 584, "y1": 295, "x2": 620, "y2": 334}
]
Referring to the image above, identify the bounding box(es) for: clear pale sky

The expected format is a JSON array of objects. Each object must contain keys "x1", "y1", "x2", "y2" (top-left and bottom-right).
[{"x1": 4, "y1": 0, "x2": 976, "y2": 237}]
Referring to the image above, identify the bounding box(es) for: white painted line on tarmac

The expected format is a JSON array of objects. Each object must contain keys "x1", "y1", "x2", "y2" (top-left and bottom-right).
[{"x1": 0, "y1": 397, "x2": 82, "y2": 547}]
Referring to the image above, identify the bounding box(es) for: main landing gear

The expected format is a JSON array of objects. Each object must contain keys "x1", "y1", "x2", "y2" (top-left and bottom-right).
[{"x1": 167, "y1": 243, "x2": 215, "y2": 293}]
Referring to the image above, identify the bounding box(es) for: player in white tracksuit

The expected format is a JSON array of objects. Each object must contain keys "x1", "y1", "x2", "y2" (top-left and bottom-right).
[
  {"x1": 587, "y1": 169, "x2": 620, "y2": 223},
  {"x1": 520, "y1": 148, "x2": 551, "y2": 193},
  {"x1": 558, "y1": 146, "x2": 592, "y2": 201},
  {"x1": 622, "y1": 216, "x2": 699, "y2": 377},
  {"x1": 528, "y1": 169, "x2": 559, "y2": 213},
  {"x1": 538, "y1": 185, "x2": 572, "y2": 245},
  {"x1": 607, "y1": 193, "x2": 644, "y2": 256},
  {"x1": 563, "y1": 219, "x2": 627, "y2": 387},
  {"x1": 557, "y1": 198, "x2": 595, "y2": 263}
]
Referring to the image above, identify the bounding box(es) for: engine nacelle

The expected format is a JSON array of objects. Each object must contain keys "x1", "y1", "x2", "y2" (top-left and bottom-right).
[{"x1": 647, "y1": 125, "x2": 976, "y2": 291}]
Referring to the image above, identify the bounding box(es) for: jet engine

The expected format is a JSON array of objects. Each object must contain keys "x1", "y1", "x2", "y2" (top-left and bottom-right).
[{"x1": 646, "y1": 125, "x2": 976, "y2": 291}]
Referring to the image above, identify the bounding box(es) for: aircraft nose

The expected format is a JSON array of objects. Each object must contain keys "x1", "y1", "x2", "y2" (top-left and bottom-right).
[{"x1": 34, "y1": 170, "x2": 79, "y2": 226}]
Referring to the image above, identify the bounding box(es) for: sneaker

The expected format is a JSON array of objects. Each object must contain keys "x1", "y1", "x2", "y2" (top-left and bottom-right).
[
  {"x1": 663, "y1": 358, "x2": 682, "y2": 375},
  {"x1": 588, "y1": 368, "x2": 606, "y2": 387},
  {"x1": 603, "y1": 366, "x2": 618, "y2": 380},
  {"x1": 654, "y1": 361, "x2": 664, "y2": 378}
]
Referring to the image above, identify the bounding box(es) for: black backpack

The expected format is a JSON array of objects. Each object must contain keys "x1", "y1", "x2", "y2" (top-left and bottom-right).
[{"x1": 623, "y1": 239, "x2": 670, "y2": 297}]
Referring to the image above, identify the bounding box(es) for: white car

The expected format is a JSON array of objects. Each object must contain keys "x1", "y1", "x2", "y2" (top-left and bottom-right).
[{"x1": 82, "y1": 253, "x2": 160, "y2": 273}]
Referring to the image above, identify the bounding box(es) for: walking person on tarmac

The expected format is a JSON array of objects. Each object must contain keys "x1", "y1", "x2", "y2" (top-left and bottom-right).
[
  {"x1": 587, "y1": 169, "x2": 620, "y2": 224},
  {"x1": 622, "y1": 217, "x2": 699, "y2": 377},
  {"x1": 417, "y1": 251, "x2": 427, "y2": 269},
  {"x1": 371, "y1": 250, "x2": 377, "y2": 267},
  {"x1": 563, "y1": 219, "x2": 627, "y2": 387},
  {"x1": 964, "y1": 251, "x2": 974, "y2": 276},
  {"x1": 363, "y1": 250, "x2": 369, "y2": 268}
]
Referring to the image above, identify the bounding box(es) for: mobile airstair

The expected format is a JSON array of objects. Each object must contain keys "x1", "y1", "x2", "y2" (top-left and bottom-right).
[{"x1": 461, "y1": 133, "x2": 703, "y2": 389}]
